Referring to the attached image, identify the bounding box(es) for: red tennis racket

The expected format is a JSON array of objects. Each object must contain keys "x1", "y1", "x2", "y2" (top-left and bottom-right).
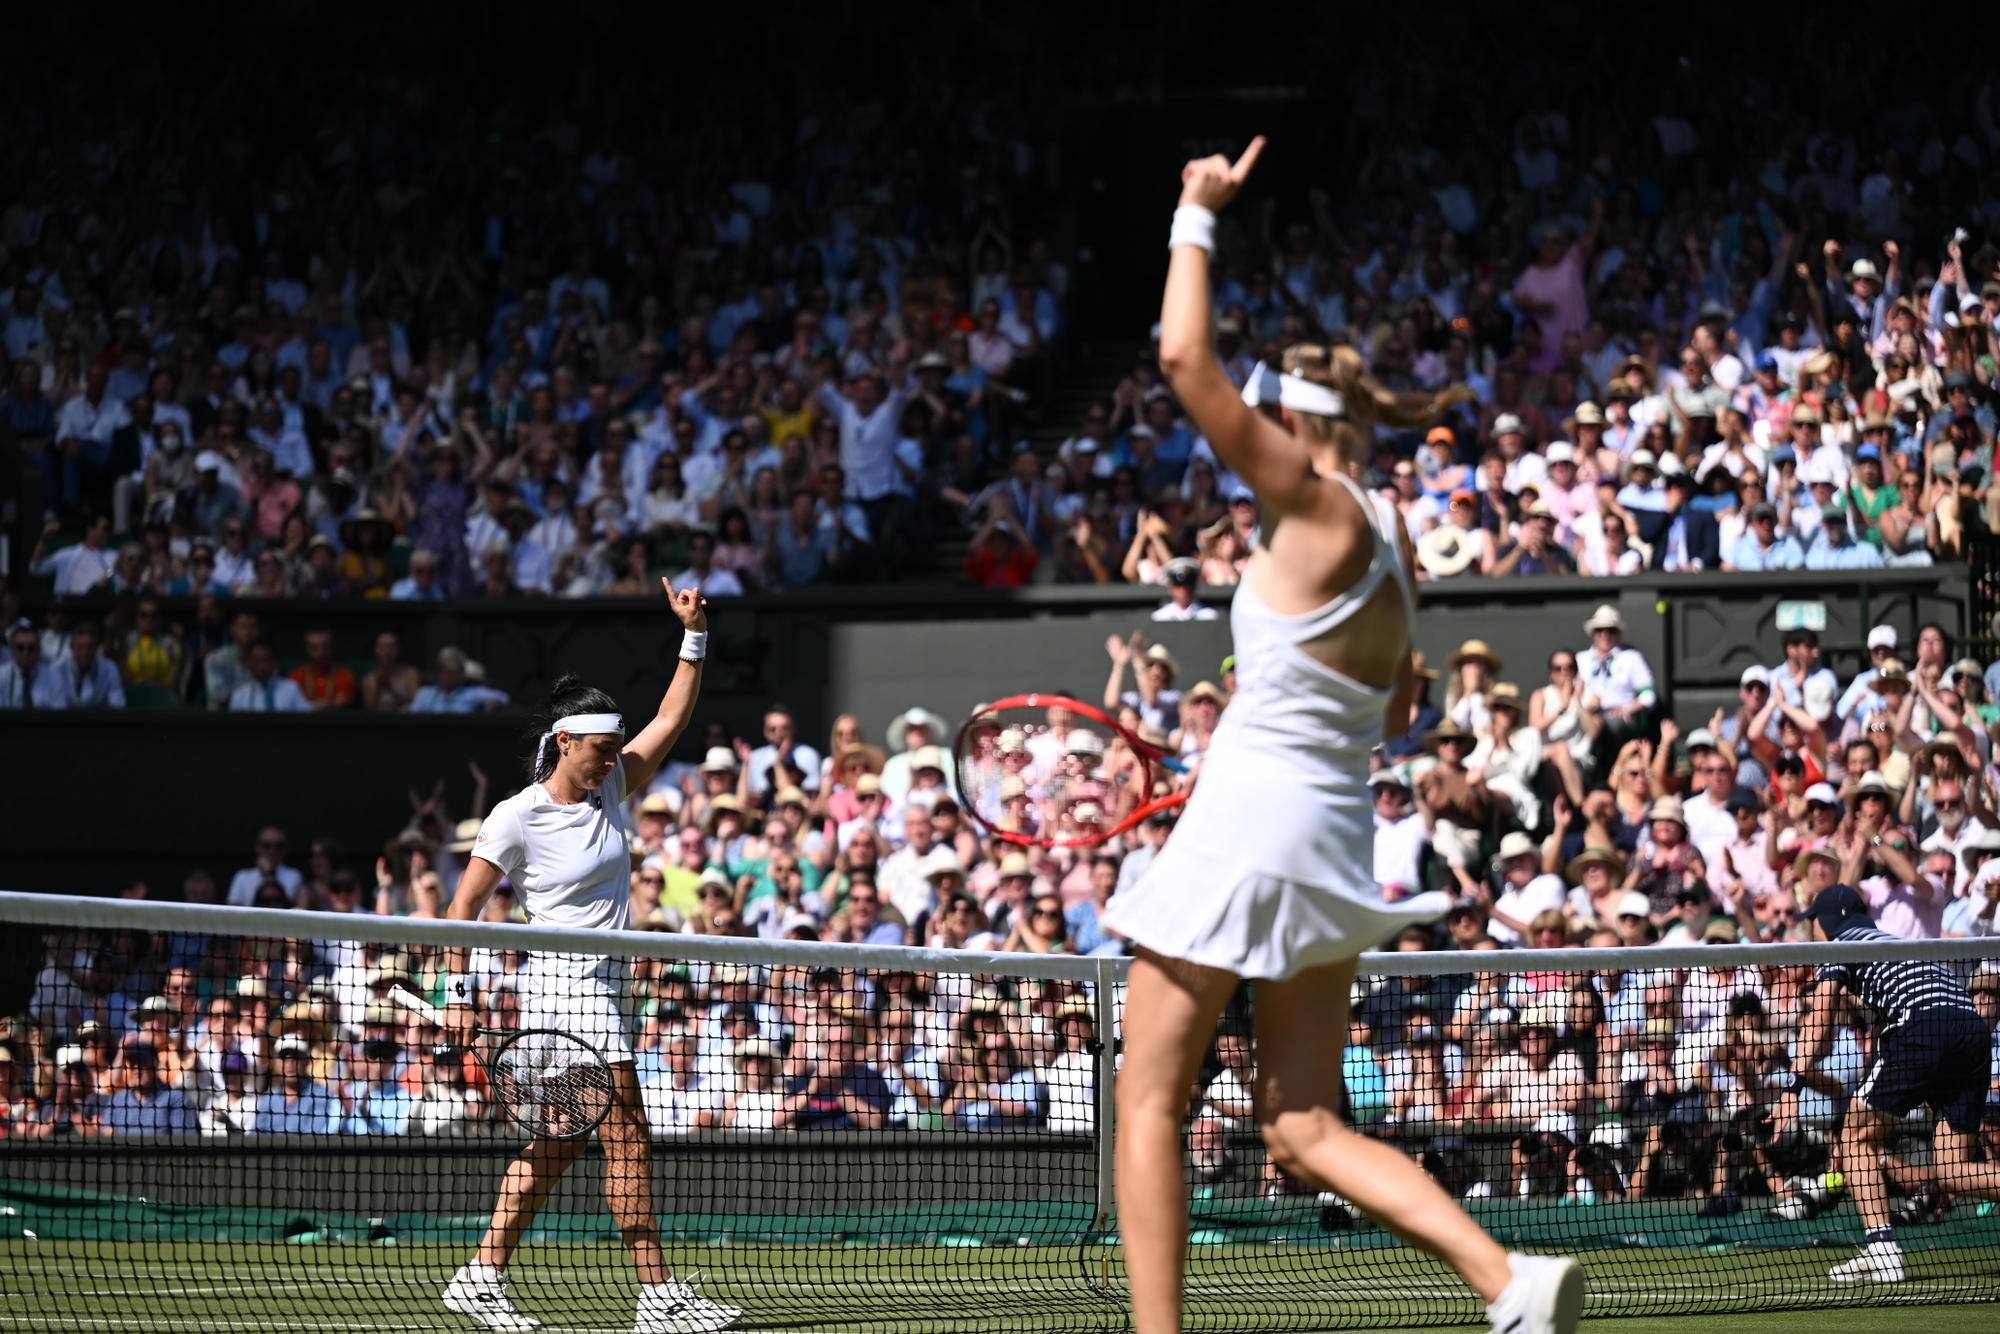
[{"x1": 952, "y1": 693, "x2": 1190, "y2": 848}]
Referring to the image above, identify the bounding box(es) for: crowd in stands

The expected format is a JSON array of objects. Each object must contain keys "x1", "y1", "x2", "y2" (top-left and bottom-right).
[
  {"x1": 1, "y1": 38, "x2": 1074, "y2": 613},
  {"x1": 7, "y1": 622, "x2": 2000, "y2": 1220},
  {"x1": 968, "y1": 56, "x2": 2000, "y2": 590}
]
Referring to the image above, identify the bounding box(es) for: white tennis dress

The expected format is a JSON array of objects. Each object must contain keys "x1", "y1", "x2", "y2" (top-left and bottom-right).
[
  {"x1": 471, "y1": 759, "x2": 638, "y2": 1063},
  {"x1": 1102, "y1": 475, "x2": 1452, "y2": 979}
]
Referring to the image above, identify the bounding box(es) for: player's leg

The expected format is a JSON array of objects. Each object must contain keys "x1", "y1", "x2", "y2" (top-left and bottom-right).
[
  {"x1": 444, "y1": 1136, "x2": 586, "y2": 1330},
  {"x1": 598, "y1": 1062, "x2": 668, "y2": 1285},
  {"x1": 1114, "y1": 947, "x2": 1239, "y2": 1334},
  {"x1": 593, "y1": 1029, "x2": 739, "y2": 1330},
  {"x1": 1828, "y1": 1101, "x2": 1902, "y2": 1281},
  {"x1": 480, "y1": 1133, "x2": 587, "y2": 1267},
  {"x1": 1251, "y1": 957, "x2": 1517, "y2": 1302}
]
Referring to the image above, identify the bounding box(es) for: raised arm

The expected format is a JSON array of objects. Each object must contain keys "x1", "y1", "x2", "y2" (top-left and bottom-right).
[
  {"x1": 620, "y1": 578, "x2": 709, "y2": 791},
  {"x1": 1157, "y1": 138, "x2": 1316, "y2": 507}
]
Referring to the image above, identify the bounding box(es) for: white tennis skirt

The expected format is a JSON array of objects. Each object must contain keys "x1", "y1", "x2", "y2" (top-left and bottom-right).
[
  {"x1": 521, "y1": 956, "x2": 637, "y2": 1065},
  {"x1": 1102, "y1": 842, "x2": 1452, "y2": 981}
]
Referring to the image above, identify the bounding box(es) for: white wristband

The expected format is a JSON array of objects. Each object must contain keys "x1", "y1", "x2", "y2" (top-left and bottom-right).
[
  {"x1": 1168, "y1": 205, "x2": 1216, "y2": 254},
  {"x1": 679, "y1": 629, "x2": 709, "y2": 663},
  {"x1": 445, "y1": 974, "x2": 474, "y2": 1007}
]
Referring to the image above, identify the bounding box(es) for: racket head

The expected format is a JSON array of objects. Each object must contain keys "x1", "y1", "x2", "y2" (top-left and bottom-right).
[
  {"x1": 953, "y1": 693, "x2": 1185, "y2": 849},
  {"x1": 486, "y1": 1028, "x2": 616, "y2": 1140}
]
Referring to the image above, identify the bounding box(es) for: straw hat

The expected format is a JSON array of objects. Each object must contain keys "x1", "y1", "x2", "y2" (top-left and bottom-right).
[
  {"x1": 1409, "y1": 651, "x2": 1441, "y2": 681},
  {"x1": 699, "y1": 746, "x2": 740, "y2": 773},
  {"x1": 1497, "y1": 831, "x2": 1539, "y2": 862},
  {"x1": 1448, "y1": 639, "x2": 1502, "y2": 671},
  {"x1": 1140, "y1": 644, "x2": 1180, "y2": 679},
  {"x1": 1583, "y1": 605, "x2": 1625, "y2": 634},
  {"x1": 1846, "y1": 771, "x2": 1896, "y2": 808},
  {"x1": 998, "y1": 852, "x2": 1034, "y2": 879},
  {"x1": 834, "y1": 743, "x2": 888, "y2": 777},
  {"x1": 446, "y1": 817, "x2": 482, "y2": 854},
  {"x1": 1645, "y1": 796, "x2": 1687, "y2": 828},
  {"x1": 1487, "y1": 682, "x2": 1524, "y2": 712},
  {"x1": 1422, "y1": 718, "x2": 1474, "y2": 751},
  {"x1": 1565, "y1": 846, "x2": 1626, "y2": 883}
]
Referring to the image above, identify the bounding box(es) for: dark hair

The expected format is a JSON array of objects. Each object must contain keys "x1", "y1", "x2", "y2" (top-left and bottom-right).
[{"x1": 527, "y1": 674, "x2": 620, "y2": 781}]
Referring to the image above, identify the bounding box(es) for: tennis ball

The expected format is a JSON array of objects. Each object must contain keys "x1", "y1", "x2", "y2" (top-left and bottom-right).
[
  {"x1": 1823, "y1": 1170, "x2": 1845, "y2": 1192},
  {"x1": 1655, "y1": 600, "x2": 1668, "y2": 615}
]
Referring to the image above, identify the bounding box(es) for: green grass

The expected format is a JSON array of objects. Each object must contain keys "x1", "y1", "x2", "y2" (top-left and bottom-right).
[{"x1": 2, "y1": 1241, "x2": 1998, "y2": 1333}]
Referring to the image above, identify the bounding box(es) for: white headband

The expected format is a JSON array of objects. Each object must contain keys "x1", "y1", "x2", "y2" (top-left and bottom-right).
[
  {"x1": 537, "y1": 713, "x2": 624, "y2": 774},
  {"x1": 1241, "y1": 361, "x2": 1346, "y2": 419}
]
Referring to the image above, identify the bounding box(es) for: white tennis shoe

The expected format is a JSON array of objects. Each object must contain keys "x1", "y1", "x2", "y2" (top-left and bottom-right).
[
  {"x1": 1484, "y1": 1253, "x2": 1584, "y2": 1334},
  {"x1": 1829, "y1": 1239, "x2": 1905, "y2": 1283},
  {"x1": 635, "y1": 1272, "x2": 742, "y2": 1333},
  {"x1": 443, "y1": 1262, "x2": 541, "y2": 1330}
]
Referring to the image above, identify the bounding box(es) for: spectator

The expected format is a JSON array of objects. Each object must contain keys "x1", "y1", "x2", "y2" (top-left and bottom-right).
[
  {"x1": 288, "y1": 629, "x2": 356, "y2": 711},
  {"x1": 1, "y1": 620, "x2": 68, "y2": 709},
  {"x1": 251, "y1": 1034, "x2": 336, "y2": 1134},
  {"x1": 945, "y1": 1029, "x2": 1045, "y2": 1131},
  {"x1": 782, "y1": 1020, "x2": 890, "y2": 1130},
  {"x1": 227, "y1": 826, "x2": 303, "y2": 906},
  {"x1": 228, "y1": 642, "x2": 308, "y2": 713},
  {"x1": 1151, "y1": 558, "x2": 1218, "y2": 621},
  {"x1": 55, "y1": 622, "x2": 125, "y2": 709},
  {"x1": 336, "y1": 1039, "x2": 414, "y2": 1135},
  {"x1": 97, "y1": 1041, "x2": 195, "y2": 1135},
  {"x1": 360, "y1": 632, "x2": 421, "y2": 712},
  {"x1": 409, "y1": 647, "x2": 510, "y2": 714}
]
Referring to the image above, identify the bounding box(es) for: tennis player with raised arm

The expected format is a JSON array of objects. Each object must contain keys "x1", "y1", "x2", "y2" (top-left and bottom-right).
[
  {"x1": 1100, "y1": 139, "x2": 1584, "y2": 1334},
  {"x1": 439, "y1": 578, "x2": 739, "y2": 1334}
]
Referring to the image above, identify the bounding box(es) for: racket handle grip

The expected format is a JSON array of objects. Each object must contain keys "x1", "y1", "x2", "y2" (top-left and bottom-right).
[
  {"x1": 1159, "y1": 755, "x2": 1192, "y2": 774},
  {"x1": 389, "y1": 986, "x2": 446, "y2": 1024}
]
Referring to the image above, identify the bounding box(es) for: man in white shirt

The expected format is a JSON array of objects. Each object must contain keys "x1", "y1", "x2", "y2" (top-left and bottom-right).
[
  {"x1": 1370, "y1": 772, "x2": 1428, "y2": 899},
  {"x1": 1576, "y1": 605, "x2": 1656, "y2": 745},
  {"x1": 1152, "y1": 559, "x2": 1218, "y2": 621},
  {"x1": 746, "y1": 705, "x2": 822, "y2": 799},
  {"x1": 1487, "y1": 832, "x2": 1568, "y2": 945},
  {"x1": 0, "y1": 622, "x2": 71, "y2": 709},
  {"x1": 879, "y1": 806, "x2": 962, "y2": 926},
  {"x1": 1767, "y1": 628, "x2": 1840, "y2": 716},
  {"x1": 1837, "y1": 625, "x2": 1898, "y2": 720},
  {"x1": 31, "y1": 514, "x2": 118, "y2": 595},
  {"x1": 815, "y1": 364, "x2": 910, "y2": 520},
  {"x1": 54, "y1": 365, "x2": 131, "y2": 496},
  {"x1": 1679, "y1": 731, "x2": 1738, "y2": 873},
  {"x1": 227, "y1": 826, "x2": 306, "y2": 906},
  {"x1": 57, "y1": 624, "x2": 125, "y2": 709},
  {"x1": 223, "y1": 642, "x2": 304, "y2": 712},
  {"x1": 672, "y1": 531, "x2": 745, "y2": 597}
]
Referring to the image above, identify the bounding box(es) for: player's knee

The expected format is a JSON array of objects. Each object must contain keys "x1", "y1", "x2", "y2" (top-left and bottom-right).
[{"x1": 1260, "y1": 1106, "x2": 1346, "y2": 1175}]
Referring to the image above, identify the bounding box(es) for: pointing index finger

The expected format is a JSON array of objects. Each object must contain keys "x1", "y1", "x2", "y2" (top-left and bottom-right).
[{"x1": 1231, "y1": 135, "x2": 1267, "y2": 182}]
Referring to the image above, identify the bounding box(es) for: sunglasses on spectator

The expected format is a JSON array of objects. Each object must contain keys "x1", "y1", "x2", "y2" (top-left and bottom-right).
[{"x1": 700, "y1": 887, "x2": 729, "y2": 899}]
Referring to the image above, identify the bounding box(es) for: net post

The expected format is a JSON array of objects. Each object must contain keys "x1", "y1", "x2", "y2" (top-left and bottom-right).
[{"x1": 1090, "y1": 954, "x2": 1119, "y2": 1232}]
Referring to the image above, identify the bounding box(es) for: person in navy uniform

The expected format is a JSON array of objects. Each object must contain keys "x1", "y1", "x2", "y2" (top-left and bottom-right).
[{"x1": 1779, "y1": 885, "x2": 2000, "y2": 1283}]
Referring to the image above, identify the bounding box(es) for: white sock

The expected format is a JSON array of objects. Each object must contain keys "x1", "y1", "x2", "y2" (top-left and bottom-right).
[{"x1": 462, "y1": 1260, "x2": 503, "y2": 1283}]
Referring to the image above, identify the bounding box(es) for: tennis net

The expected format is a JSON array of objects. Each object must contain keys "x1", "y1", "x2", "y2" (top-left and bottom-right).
[{"x1": 1, "y1": 891, "x2": 1997, "y2": 1333}]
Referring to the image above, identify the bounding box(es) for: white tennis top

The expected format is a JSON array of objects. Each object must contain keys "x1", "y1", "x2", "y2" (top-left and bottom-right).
[{"x1": 473, "y1": 758, "x2": 633, "y2": 939}]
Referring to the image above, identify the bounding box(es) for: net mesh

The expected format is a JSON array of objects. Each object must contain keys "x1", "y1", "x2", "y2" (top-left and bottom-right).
[{"x1": 2, "y1": 895, "x2": 1998, "y2": 1333}]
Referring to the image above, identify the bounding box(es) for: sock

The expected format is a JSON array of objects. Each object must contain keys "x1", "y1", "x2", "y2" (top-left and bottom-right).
[
  {"x1": 1865, "y1": 1227, "x2": 1894, "y2": 1245},
  {"x1": 463, "y1": 1260, "x2": 503, "y2": 1282}
]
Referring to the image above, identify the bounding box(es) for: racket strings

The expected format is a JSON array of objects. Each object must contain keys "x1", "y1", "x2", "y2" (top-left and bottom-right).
[
  {"x1": 956, "y1": 707, "x2": 1147, "y2": 846},
  {"x1": 492, "y1": 1032, "x2": 616, "y2": 1138}
]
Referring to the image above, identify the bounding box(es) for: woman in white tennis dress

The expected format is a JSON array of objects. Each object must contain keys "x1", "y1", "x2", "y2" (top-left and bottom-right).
[
  {"x1": 438, "y1": 579, "x2": 739, "y2": 1334},
  {"x1": 1101, "y1": 141, "x2": 1583, "y2": 1334}
]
